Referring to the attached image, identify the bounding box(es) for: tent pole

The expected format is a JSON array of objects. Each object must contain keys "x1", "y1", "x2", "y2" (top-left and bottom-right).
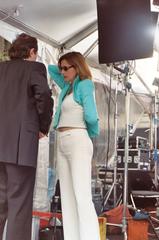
[
  {"x1": 61, "y1": 20, "x2": 97, "y2": 49},
  {"x1": 83, "y1": 39, "x2": 98, "y2": 58}
]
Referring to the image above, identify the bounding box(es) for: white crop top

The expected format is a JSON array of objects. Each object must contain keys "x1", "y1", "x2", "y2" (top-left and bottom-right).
[{"x1": 57, "y1": 93, "x2": 86, "y2": 128}]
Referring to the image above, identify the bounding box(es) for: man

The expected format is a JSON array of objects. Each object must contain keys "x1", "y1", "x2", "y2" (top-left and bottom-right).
[{"x1": 0, "y1": 33, "x2": 53, "y2": 240}]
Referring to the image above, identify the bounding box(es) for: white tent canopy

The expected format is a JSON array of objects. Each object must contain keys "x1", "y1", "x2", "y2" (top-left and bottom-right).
[{"x1": 0, "y1": 0, "x2": 159, "y2": 95}]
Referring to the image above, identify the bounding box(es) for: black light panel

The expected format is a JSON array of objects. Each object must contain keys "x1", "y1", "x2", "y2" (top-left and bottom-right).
[{"x1": 97, "y1": 0, "x2": 158, "y2": 64}]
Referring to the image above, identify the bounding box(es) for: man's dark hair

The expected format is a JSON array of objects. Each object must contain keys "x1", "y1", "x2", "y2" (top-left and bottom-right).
[{"x1": 8, "y1": 33, "x2": 38, "y2": 60}]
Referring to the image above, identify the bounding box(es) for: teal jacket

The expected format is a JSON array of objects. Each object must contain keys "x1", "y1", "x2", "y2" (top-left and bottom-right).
[{"x1": 48, "y1": 65, "x2": 100, "y2": 138}]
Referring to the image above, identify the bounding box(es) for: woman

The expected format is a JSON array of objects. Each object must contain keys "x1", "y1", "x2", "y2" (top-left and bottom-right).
[{"x1": 48, "y1": 52, "x2": 100, "y2": 240}]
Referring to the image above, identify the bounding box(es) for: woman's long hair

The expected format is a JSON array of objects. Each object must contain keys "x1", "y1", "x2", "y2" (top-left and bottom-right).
[{"x1": 58, "y1": 52, "x2": 92, "y2": 80}]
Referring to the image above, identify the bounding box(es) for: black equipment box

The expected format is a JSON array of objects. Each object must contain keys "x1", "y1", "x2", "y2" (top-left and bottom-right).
[
  {"x1": 117, "y1": 149, "x2": 150, "y2": 170},
  {"x1": 118, "y1": 136, "x2": 149, "y2": 149}
]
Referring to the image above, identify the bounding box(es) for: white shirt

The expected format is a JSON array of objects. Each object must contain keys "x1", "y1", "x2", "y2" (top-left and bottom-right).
[{"x1": 58, "y1": 93, "x2": 86, "y2": 129}]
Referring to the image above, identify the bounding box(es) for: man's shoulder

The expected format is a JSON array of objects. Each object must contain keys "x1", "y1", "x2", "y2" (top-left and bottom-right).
[
  {"x1": 29, "y1": 61, "x2": 46, "y2": 71},
  {"x1": 0, "y1": 60, "x2": 45, "y2": 67},
  {"x1": 0, "y1": 60, "x2": 47, "y2": 74}
]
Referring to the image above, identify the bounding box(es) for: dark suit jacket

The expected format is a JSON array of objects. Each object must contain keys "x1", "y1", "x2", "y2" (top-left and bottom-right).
[{"x1": 0, "y1": 59, "x2": 53, "y2": 167}]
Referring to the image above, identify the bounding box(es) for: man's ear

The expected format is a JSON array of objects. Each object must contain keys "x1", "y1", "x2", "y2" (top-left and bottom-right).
[{"x1": 29, "y1": 48, "x2": 35, "y2": 57}]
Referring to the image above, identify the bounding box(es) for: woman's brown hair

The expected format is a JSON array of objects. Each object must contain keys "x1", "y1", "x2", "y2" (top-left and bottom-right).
[
  {"x1": 58, "y1": 52, "x2": 92, "y2": 80},
  {"x1": 8, "y1": 33, "x2": 38, "y2": 60}
]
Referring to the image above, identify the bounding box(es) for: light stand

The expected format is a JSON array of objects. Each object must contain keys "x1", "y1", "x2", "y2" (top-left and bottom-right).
[
  {"x1": 113, "y1": 80, "x2": 119, "y2": 207},
  {"x1": 152, "y1": 77, "x2": 159, "y2": 188},
  {"x1": 122, "y1": 67, "x2": 131, "y2": 240},
  {"x1": 113, "y1": 63, "x2": 131, "y2": 239},
  {"x1": 154, "y1": 90, "x2": 158, "y2": 188}
]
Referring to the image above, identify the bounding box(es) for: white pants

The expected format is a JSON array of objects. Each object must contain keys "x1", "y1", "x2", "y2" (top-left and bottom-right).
[{"x1": 56, "y1": 129, "x2": 100, "y2": 240}]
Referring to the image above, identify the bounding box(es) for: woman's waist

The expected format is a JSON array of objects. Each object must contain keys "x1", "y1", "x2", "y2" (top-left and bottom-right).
[
  {"x1": 57, "y1": 126, "x2": 86, "y2": 132},
  {"x1": 57, "y1": 119, "x2": 86, "y2": 131}
]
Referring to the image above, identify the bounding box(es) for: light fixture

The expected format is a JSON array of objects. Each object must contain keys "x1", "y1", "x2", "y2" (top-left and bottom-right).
[{"x1": 13, "y1": 4, "x2": 23, "y2": 17}]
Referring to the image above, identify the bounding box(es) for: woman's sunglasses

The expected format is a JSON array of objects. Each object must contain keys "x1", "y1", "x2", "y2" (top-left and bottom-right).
[{"x1": 59, "y1": 65, "x2": 74, "y2": 72}]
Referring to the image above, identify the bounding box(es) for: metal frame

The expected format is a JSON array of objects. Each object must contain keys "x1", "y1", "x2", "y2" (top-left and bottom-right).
[
  {"x1": 154, "y1": 90, "x2": 158, "y2": 187},
  {"x1": 60, "y1": 20, "x2": 97, "y2": 49},
  {"x1": 0, "y1": 10, "x2": 60, "y2": 48},
  {"x1": 122, "y1": 67, "x2": 131, "y2": 240}
]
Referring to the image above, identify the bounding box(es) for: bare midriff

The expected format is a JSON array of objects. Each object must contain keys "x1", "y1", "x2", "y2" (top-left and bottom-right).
[{"x1": 57, "y1": 127, "x2": 85, "y2": 132}]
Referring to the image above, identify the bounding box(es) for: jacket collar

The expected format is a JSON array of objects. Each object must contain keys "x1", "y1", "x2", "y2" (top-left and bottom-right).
[
  {"x1": 72, "y1": 75, "x2": 80, "y2": 89},
  {"x1": 65, "y1": 75, "x2": 80, "y2": 95}
]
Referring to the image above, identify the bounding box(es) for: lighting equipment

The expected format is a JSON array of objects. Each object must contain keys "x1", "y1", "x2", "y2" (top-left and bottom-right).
[{"x1": 96, "y1": 0, "x2": 158, "y2": 63}]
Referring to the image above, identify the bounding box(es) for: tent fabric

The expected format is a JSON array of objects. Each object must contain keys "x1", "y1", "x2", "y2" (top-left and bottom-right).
[{"x1": 0, "y1": 1, "x2": 159, "y2": 94}]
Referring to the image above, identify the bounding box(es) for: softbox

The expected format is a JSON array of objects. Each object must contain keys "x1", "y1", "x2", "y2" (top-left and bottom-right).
[{"x1": 96, "y1": 0, "x2": 158, "y2": 64}]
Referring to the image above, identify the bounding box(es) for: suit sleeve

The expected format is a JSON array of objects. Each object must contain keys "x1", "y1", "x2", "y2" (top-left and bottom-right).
[{"x1": 30, "y1": 63, "x2": 53, "y2": 134}]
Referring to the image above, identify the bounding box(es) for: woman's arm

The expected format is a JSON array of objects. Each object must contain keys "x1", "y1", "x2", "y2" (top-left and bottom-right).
[
  {"x1": 48, "y1": 65, "x2": 66, "y2": 89},
  {"x1": 79, "y1": 79, "x2": 99, "y2": 124}
]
